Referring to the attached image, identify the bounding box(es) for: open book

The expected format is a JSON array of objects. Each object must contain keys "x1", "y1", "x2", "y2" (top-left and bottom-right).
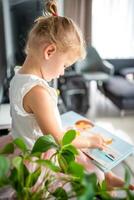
[{"x1": 61, "y1": 111, "x2": 134, "y2": 172}]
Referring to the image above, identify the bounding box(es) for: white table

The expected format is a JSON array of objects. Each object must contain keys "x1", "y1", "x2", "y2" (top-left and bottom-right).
[{"x1": 0, "y1": 104, "x2": 11, "y2": 130}]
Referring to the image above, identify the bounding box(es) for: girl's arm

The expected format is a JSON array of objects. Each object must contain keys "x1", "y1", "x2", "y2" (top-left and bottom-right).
[{"x1": 23, "y1": 86, "x2": 104, "y2": 149}]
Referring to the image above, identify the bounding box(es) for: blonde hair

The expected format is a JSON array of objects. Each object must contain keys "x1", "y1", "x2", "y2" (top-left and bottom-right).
[{"x1": 25, "y1": 0, "x2": 86, "y2": 60}]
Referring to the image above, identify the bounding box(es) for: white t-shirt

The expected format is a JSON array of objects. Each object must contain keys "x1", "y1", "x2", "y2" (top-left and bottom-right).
[{"x1": 9, "y1": 67, "x2": 62, "y2": 149}]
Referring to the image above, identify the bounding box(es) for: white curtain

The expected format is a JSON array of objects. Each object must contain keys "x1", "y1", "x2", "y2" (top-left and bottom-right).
[{"x1": 92, "y1": 0, "x2": 134, "y2": 58}]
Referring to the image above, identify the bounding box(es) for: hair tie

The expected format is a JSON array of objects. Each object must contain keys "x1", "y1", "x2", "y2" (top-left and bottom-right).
[
  {"x1": 44, "y1": 0, "x2": 58, "y2": 17},
  {"x1": 49, "y1": 2, "x2": 58, "y2": 16},
  {"x1": 52, "y1": 12, "x2": 58, "y2": 16}
]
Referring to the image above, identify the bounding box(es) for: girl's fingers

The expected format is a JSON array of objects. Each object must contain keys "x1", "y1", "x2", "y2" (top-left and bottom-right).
[
  {"x1": 129, "y1": 184, "x2": 134, "y2": 190},
  {"x1": 95, "y1": 133, "x2": 113, "y2": 145},
  {"x1": 98, "y1": 143, "x2": 108, "y2": 151},
  {"x1": 98, "y1": 146, "x2": 103, "y2": 150},
  {"x1": 102, "y1": 143, "x2": 108, "y2": 149}
]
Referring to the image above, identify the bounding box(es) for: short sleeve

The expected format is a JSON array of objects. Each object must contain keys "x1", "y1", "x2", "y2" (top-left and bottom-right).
[{"x1": 14, "y1": 78, "x2": 58, "y2": 116}]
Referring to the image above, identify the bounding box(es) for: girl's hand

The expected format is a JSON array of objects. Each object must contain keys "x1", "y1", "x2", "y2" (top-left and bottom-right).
[{"x1": 88, "y1": 134, "x2": 106, "y2": 150}]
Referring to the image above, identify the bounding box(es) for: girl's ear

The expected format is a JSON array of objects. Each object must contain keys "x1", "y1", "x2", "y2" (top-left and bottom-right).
[{"x1": 44, "y1": 44, "x2": 57, "y2": 60}]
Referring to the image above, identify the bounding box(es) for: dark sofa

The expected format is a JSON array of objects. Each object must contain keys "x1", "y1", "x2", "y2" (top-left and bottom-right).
[
  {"x1": 98, "y1": 59, "x2": 134, "y2": 113},
  {"x1": 74, "y1": 46, "x2": 134, "y2": 114}
]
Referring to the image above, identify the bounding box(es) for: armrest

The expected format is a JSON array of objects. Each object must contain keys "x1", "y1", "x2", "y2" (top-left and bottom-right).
[{"x1": 102, "y1": 60, "x2": 115, "y2": 75}]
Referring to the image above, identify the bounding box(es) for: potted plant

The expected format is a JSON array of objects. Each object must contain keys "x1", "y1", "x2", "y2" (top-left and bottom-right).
[{"x1": 0, "y1": 130, "x2": 133, "y2": 200}]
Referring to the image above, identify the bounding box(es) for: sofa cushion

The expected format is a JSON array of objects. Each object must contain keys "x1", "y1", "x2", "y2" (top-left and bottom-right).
[
  {"x1": 119, "y1": 67, "x2": 134, "y2": 77},
  {"x1": 103, "y1": 76, "x2": 134, "y2": 99}
]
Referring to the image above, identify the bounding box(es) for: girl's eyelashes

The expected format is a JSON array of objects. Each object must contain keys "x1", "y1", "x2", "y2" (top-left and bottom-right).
[{"x1": 64, "y1": 64, "x2": 70, "y2": 69}]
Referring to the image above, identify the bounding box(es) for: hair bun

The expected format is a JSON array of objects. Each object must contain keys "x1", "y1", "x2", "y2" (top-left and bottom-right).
[{"x1": 44, "y1": 0, "x2": 58, "y2": 16}]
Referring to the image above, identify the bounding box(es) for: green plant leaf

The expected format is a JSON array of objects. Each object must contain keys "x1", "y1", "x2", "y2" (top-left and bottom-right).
[
  {"x1": 61, "y1": 150, "x2": 75, "y2": 164},
  {"x1": 36, "y1": 159, "x2": 61, "y2": 172},
  {"x1": 30, "y1": 152, "x2": 42, "y2": 157},
  {"x1": 0, "y1": 143, "x2": 14, "y2": 154},
  {"x1": 124, "y1": 165, "x2": 131, "y2": 188},
  {"x1": 58, "y1": 154, "x2": 68, "y2": 173},
  {"x1": 78, "y1": 173, "x2": 97, "y2": 200},
  {"x1": 31, "y1": 189, "x2": 44, "y2": 200},
  {"x1": 31, "y1": 135, "x2": 58, "y2": 154},
  {"x1": 0, "y1": 177, "x2": 9, "y2": 187},
  {"x1": 68, "y1": 161, "x2": 84, "y2": 180},
  {"x1": 13, "y1": 138, "x2": 28, "y2": 153},
  {"x1": 10, "y1": 167, "x2": 28, "y2": 199},
  {"x1": 22, "y1": 187, "x2": 31, "y2": 199},
  {"x1": 12, "y1": 156, "x2": 24, "y2": 187},
  {"x1": 126, "y1": 190, "x2": 134, "y2": 200},
  {"x1": 62, "y1": 144, "x2": 78, "y2": 155},
  {"x1": 0, "y1": 155, "x2": 10, "y2": 179},
  {"x1": 23, "y1": 162, "x2": 30, "y2": 179},
  {"x1": 97, "y1": 181, "x2": 111, "y2": 200},
  {"x1": 100, "y1": 180, "x2": 107, "y2": 191},
  {"x1": 62, "y1": 130, "x2": 76, "y2": 146},
  {"x1": 45, "y1": 179, "x2": 50, "y2": 188},
  {"x1": 9, "y1": 168, "x2": 19, "y2": 189},
  {"x1": 12, "y1": 156, "x2": 23, "y2": 171},
  {"x1": 52, "y1": 187, "x2": 68, "y2": 200},
  {"x1": 71, "y1": 180, "x2": 86, "y2": 196},
  {"x1": 25, "y1": 167, "x2": 41, "y2": 187}
]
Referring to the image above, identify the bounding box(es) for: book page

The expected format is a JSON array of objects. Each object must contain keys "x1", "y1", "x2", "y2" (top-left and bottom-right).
[{"x1": 61, "y1": 111, "x2": 134, "y2": 172}]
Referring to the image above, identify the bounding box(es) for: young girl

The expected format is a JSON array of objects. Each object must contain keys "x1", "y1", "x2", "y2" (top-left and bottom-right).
[{"x1": 9, "y1": 0, "x2": 134, "y2": 192}]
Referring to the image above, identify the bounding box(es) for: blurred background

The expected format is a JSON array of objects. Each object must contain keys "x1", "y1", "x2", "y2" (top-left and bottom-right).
[
  {"x1": 0, "y1": 0, "x2": 134, "y2": 190},
  {"x1": 0, "y1": 0, "x2": 134, "y2": 145}
]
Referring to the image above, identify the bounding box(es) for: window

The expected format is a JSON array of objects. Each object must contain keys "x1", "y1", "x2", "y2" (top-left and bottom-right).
[{"x1": 92, "y1": 0, "x2": 134, "y2": 58}]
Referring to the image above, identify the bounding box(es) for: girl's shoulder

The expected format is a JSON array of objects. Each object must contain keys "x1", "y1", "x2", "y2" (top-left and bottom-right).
[
  {"x1": 9, "y1": 68, "x2": 58, "y2": 116},
  {"x1": 10, "y1": 68, "x2": 58, "y2": 105}
]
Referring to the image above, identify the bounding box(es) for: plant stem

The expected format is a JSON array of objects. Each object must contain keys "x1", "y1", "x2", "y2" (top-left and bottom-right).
[
  {"x1": 62, "y1": 180, "x2": 70, "y2": 188},
  {"x1": 49, "y1": 152, "x2": 57, "y2": 161}
]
